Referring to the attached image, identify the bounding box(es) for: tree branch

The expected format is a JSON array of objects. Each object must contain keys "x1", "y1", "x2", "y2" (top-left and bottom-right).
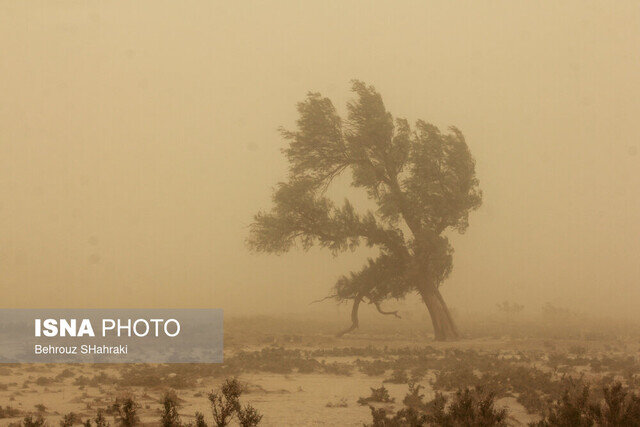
[
  {"x1": 309, "y1": 295, "x2": 336, "y2": 305},
  {"x1": 373, "y1": 301, "x2": 401, "y2": 319}
]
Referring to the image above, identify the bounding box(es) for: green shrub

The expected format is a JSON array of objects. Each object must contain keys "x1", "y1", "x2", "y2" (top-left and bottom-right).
[
  {"x1": 358, "y1": 359, "x2": 389, "y2": 376},
  {"x1": 367, "y1": 385, "x2": 508, "y2": 426},
  {"x1": 55, "y1": 369, "x2": 76, "y2": 380},
  {"x1": 432, "y1": 387, "x2": 507, "y2": 426},
  {"x1": 22, "y1": 414, "x2": 46, "y2": 427},
  {"x1": 34, "y1": 376, "x2": 56, "y2": 386},
  {"x1": 358, "y1": 385, "x2": 395, "y2": 406},
  {"x1": 60, "y1": 412, "x2": 81, "y2": 427},
  {"x1": 161, "y1": 391, "x2": 182, "y2": 427},
  {"x1": 534, "y1": 382, "x2": 640, "y2": 426},
  {"x1": 237, "y1": 404, "x2": 262, "y2": 427},
  {"x1": 94, "y1": 409, "x2": 109, "y2": 427},
  {"x1": 111, "y1": 395, "x2": 140, "y2": 426},
  {"x1": 0, "y1": 406, "x2": 22, "y2": 419},
  {"x1": 193, "y1": 412, "x2": 206, "y2": 427}
]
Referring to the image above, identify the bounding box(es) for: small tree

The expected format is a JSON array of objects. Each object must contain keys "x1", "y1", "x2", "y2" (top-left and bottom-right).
[
  {"x1": 249, "y1": 81, "x2": 482, "y2": 340},
  {"x1": 207, "y1": 378, "x2": 262, "y2": 427},
  {"x1": 208, "y1": 379, "x2": 242, "y2": 427}
]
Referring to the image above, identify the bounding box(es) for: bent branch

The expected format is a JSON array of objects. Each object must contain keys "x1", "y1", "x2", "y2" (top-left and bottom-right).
[
  {"x1": 373, "y1": 301, "x2": 401, "y2": 318},
  {"x1": 336, "y1": 295, "x2": 362, "y2": 337}
]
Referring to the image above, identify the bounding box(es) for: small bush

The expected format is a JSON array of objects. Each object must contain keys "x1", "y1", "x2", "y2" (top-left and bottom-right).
[
  {"x1": 384, "y1": 368, "x2": 409, "y2": 384},
  {"x1": 237, "y1": 404, "x2": 262, "y2": 427},
  {"x1": 60, "y1": 412, "x2": 81, "y2": 427},
  {"x1": 534, "y1": 381, "x2": 640, "y2": 426},
  {"x1": 430, "y1": 387, "x2": 508, "y2": 426},
  {"x1": 161, "y1": 391, "x2": 181, "y2": 427},
  {"x1": 111, "y1": 395, "x2": 140, "y2": 426},
  {"x1": 326, "y1": 398, "x2": 348, "y2": 408},
  {"x1": 358, "y1": 386, "x2": 395, "y2": 406},
  {"x1": 0, "y1": 406, "x2": 22, "y2": 419},
  {"x1": 94, "y1": 409, "x2": 109, "y2": 427},
  {"x1": 194, "y1": 412, "x2": 206, "y2": 427},
  {"x1": 35, "y1": 377, "x2": 56, "y2": 386},
  {"x1": 431, "y1": 365, "x2": 478, "y2": 391},
  {"x1": 358, "y1": 360, "x2": 389, "y2": 377},
  {"x1": 367, "y1": 385, "x2": 508, "y2": 426},
  {"x1": 22, "y1": 414, "x2": 46, "y2": 427},
  {"x1": 55, "y1": 369, "x2": 76, "y2": 380}
]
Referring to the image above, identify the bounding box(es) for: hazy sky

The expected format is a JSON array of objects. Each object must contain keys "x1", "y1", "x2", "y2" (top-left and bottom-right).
[{"x1": 1, "y1": 1, "x2": 639, "y2": 318}]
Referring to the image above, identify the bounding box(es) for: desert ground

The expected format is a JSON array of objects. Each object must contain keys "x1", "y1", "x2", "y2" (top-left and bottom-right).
[{"x1": 1, "y1": 309, "x2": 639, "y2": 426}]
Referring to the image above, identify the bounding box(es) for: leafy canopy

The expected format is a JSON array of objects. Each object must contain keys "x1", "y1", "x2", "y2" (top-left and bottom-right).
[{"x1": 248, "y1": 81, "x2": 481, "y2": 305}]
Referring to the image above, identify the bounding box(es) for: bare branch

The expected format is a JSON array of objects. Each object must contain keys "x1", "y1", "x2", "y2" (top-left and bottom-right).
[
  {"x1": 374, "y1": 301, "x2": 401, "y2": 319},
  {"x1": 309, "y1": 295, "x2": 336, "y2": 305}
]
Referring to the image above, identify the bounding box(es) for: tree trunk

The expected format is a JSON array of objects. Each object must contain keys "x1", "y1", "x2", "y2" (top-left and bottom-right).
[
  {"x1": 336, "y1": 295, "x2": 362, "y2": 337},
  {"x1": 420, "y1": 286, "x2": 459, "y2": 341}
]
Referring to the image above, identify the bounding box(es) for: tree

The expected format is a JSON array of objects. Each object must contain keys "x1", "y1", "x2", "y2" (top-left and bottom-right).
[
  {"x1": 207, "y1": 378, "x2": 262, "y2": 427},
  {"x1": 248, "y1": 81, "x2": 482, "y2": 340}
]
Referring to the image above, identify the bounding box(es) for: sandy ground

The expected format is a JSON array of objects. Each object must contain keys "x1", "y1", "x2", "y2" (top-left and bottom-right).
[
  {"x1": 0, "y1": 363, "x2": 540, "y2": 426},
  {"x1": 1, "y1": 318, "x2": 638, "y2": 426}
]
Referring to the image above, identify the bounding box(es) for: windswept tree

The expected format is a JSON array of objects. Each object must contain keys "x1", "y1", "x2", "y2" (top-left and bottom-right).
[{"x1": 248, "y1": 81, "x2": 482, "y2": 340}]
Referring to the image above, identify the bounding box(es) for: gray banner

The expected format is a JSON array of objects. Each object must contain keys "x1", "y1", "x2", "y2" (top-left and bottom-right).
[{"x1": 0, "y1": 309, "x2": 223, "y2": 363}]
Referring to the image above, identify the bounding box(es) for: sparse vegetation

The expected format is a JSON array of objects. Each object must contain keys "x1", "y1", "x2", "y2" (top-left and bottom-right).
[
  {"x1": 0, "y1": 406, "x2": 22, "y2": 419},
  {"x1": 534, "y1": 382, "x2": 640, "y2": 426},
  {"x1": 194, "y1": 412, "x2": 206, "y2": 427},
  {"x1": 22, "y1": 414, "x2": 46, "y2": 427},
  {"x1": 367, "y1": 384, "x2": 508, "y2": 426},
  {"x1": 326, "y1": 398, "x2": 349, "y2": 408},
  {"x1": 60, "y1": 412, "x2": 81, "y2": 427},
  {"x1": 94, "y1": 409, "x2": 109, "y2": 427},
  {"x1": 384, "y1": 368, "x2": 409, "y2": 384},
  {"x1": 2, "y1": 316, "x2": 640, "y2": 425}
]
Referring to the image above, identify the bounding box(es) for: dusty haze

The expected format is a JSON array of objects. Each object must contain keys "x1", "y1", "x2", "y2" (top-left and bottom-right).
[{"x1": 1, "y1": 1, "x2": 639, "y2": 319}]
